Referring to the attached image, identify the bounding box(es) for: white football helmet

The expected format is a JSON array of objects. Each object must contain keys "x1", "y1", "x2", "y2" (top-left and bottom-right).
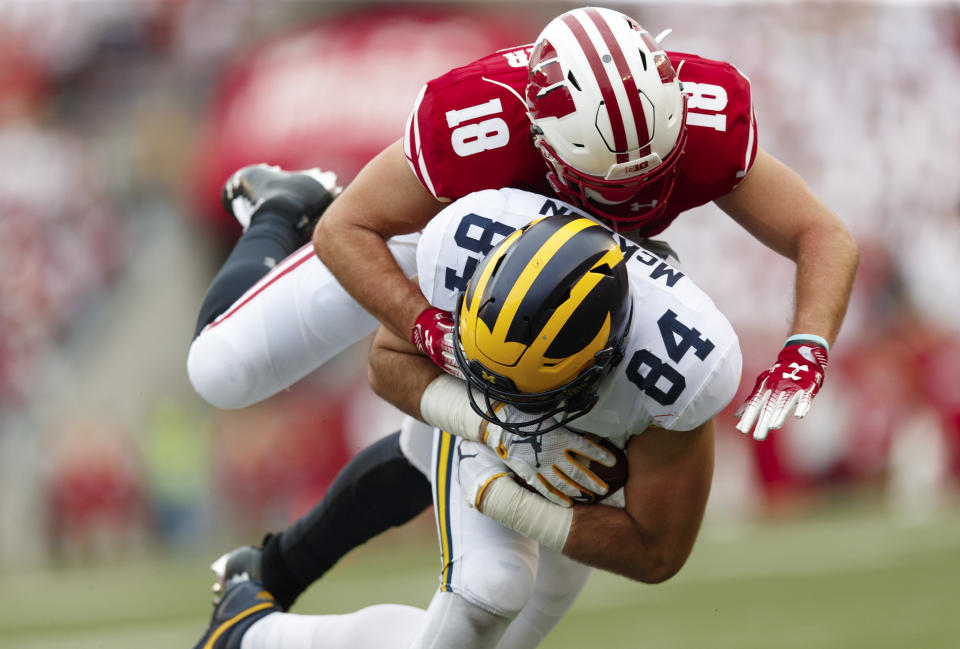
[{"x1": 525, "y1": 7, "x2": 687, "y2": 230}]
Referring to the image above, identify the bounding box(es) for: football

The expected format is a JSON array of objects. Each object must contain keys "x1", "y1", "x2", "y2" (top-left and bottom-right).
[
  {"x1": 511, "y1": 432, "x2": 630, "y2": 504},
  {"x1": 579, "y1": 433, "x2": 629, "y2": 503}
]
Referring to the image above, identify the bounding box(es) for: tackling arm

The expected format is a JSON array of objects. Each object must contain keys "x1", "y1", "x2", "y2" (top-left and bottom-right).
[
  {"x1": 368, "y1": 325, "x2": 445, "y2": 421},
  {"x1": 314, "y1": 139, "x2": 446, "y2": 341},
  {"x1": 714, "y1": 148, "x2": 859, "y2": 346},
  {"x1": 476, "y1": 420, "x2": 714, "y2": 584},
  {"x1": 562, "y1": 421, "x2": 714, "y2": 583}
]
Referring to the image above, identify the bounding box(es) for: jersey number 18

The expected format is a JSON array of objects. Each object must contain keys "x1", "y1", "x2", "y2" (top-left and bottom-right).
[{"x1": 445, "y1": 99, "x2": 510, "y2": 157}]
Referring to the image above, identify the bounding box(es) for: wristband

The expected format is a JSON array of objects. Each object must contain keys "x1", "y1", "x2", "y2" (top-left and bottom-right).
[
  {"x1": 419, "y1": 374, "x2": 486, "y2": 442},
  {"x1": 784, "y1": 333, "x2": 830, "y2": 353},
  {"x1": 480, "y1": 475, "x2": 573, "y2": 551}
]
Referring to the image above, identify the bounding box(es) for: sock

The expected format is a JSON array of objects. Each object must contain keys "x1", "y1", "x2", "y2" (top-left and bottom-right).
[
  {"x1": 193, "y1": 210, "x2": 302, "y2": 339},
  {"x1": 260, "y1": 431, "x2": 432, "y2": 610}
]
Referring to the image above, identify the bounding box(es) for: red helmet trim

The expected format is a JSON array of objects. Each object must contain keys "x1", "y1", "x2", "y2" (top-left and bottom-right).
[
  {"x1": 535, "y1": 110, "x2": 688, "y2": 230},
  {"x1": 560, "y1": 13, "x2": 631, "y2": 164}
]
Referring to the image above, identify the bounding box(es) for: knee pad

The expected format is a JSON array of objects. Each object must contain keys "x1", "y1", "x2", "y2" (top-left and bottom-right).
[
  {"x1": 458, "y1": 543, "x2": 538, "y2": 619},
  {"x1": 187, "y1": 334, "x2": 255, "y2": 409}
]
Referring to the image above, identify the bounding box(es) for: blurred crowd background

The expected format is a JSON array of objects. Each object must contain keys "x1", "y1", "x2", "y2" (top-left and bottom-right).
[{"x1": 0, "y1": 0, "x2": 958, "y2": 569}]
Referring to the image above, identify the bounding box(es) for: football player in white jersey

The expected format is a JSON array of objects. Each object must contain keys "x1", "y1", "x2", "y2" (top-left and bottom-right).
[{"x1": 190, "y1": 188, "x2": 742, "y2": 649}]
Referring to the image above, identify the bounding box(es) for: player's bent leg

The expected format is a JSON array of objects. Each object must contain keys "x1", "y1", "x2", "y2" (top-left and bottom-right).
[
  {"x1": 496, "y1": 547, "x2": 594, "y2": 649},
  {"x1": 188, "y1": 233, "x2": 420, "y2": 408},
  {"x1": 434, "y1": 430, "x2": 540, "y2": 618},
  {"x1": 194, "y1": 164, "x2": 343, "y2": 341},
  {"x1": 406, "y1": 590, "x2": 514, "y2": 649},
  {"x1": 213, "y1": 429, "x2": 432, "y2": 611}
]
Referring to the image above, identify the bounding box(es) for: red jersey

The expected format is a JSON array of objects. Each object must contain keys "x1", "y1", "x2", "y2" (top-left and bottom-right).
[{"x1": 404, "y1": 45, "x2": 757, "y2": 237}]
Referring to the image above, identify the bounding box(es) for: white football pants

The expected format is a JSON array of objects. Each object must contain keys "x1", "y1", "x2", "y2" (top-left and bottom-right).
[
  {"x1": 187, "y1": 234, "x2": 420, "y2": 409},
  {"x1": 241, "y1": 420, "x2": 593, "y2": 649}
]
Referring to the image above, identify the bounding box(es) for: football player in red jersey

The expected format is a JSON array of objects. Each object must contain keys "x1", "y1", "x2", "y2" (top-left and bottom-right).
[
  {"x1": 186, "y1": 5, "x2": 858, "y2": 646},
  {"x1": 314, "y1": 6, "x2": 856, "y2": 442}
]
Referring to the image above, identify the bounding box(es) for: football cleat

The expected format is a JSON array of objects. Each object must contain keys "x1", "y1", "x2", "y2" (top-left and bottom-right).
[
  {"x1": 221, "y1": 163, "x2": 342, "y2": 234},
  {"x1": 191, "y1": 574, "x2": 280, "y2": 649},
  {"x1": 210, "y1": 545, "x2": 263, "y2": 605}
]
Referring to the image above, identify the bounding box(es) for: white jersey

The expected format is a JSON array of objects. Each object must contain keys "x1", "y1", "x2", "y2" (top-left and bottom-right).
[{"x1": 418, "y1": 188, "x2": 742, "y2": 448}]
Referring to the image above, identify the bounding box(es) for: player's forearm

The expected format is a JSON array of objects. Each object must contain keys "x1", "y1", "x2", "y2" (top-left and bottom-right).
[
  {"x1": 314, "y1": 139, "x2": 442, "y2": 339},
  {"x1": 564, "y1": 497, "x2": 700, "y2": 584},
  {"x1": 368, "y1": 328, "x2": 443, "y2": 419},
  {"x1": 790, "y1": 218, "x2": 859, "y2": 346},
  {"x1": 478, "y1": 478, "x2": 696, "y2": 584},
  {"x1": 563, "y1": 423, "x2": 712, "y2": 583},
  {"x1": 715, "y1": 149, "x2": 859, "y2": 347},
  {"x1": 368, "y1": 329, "x2": 488, "y2": 442}
]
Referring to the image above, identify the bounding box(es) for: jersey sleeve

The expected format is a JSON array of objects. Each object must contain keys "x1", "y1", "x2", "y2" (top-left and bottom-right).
[
  {"x1": 633, "y1": 277, "x2": 743, "y2": 433},
  {"x1": 666, "y1": 333, "x2": 742, "y2": 432},
  {"x1": 402, "y1": 49, "x2": 544, "y2": 202}
]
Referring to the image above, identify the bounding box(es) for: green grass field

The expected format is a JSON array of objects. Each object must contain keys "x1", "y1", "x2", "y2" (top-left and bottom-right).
[{"x1": 2, "y1": 500, "x2": 958, "y2": 649}]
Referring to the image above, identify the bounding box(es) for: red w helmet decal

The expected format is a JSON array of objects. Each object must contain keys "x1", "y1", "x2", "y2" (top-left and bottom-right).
[{"x1": 527, "y1": 39, "x2": 577, "y2": 121}]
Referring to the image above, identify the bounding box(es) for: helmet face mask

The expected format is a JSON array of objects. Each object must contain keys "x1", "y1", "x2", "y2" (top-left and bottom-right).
[
  {"x1": 526, "y1": 7, "x2": 688, "y2": 231},
  {"x1": 453, "y1": 306, "x2": 619, "y2": 436},
  {"x1": 535, "y1": 121, "x2": 688, "y2": 229},
  {"x1": 453, "y1": 215, "x2": 633, "y2": 436}
]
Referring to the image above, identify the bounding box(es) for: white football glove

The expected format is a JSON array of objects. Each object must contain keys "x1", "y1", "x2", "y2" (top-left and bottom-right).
[
  {"x1": 457, "y1": 440, "x2": 573, "y2": 550},
  {"x1": 458, "y1": 441, "x2": 513, "y2": 510},
  {"x1": 482, "y1": 405, "x2": 617, "y2": 507}
]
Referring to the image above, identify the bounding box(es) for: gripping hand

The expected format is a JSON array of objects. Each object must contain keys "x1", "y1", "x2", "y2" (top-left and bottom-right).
[
  {"x1": 411, "y1": 307, "x2": 463, "y2": 378},
  {"x1": 483, "y1": 406, "x2": 617, "y2": 507},
  {"x1": 736, "y1": 341, "x2": 828, "y2": 441},
  {"x1": 458, "y1": 441, "x2": 513, "y2": 511}
]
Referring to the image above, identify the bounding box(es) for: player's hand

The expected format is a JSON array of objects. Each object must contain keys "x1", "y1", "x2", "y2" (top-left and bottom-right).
[
  {"x1": 411, "y1": 307, "x2": 463, "y2": 378},
  {"x1": 483, "y1": 406, "x2": 617, "y2": 507},
  {"x1": 457, "y1": 440, "x2": 514, "y2": 511},
  {"x1": 735, "y1": 341, "x2": 828, "y2": 441}
]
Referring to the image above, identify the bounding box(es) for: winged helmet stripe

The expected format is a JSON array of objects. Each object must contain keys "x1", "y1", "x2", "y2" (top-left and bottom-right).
[
  {"x1": 560, "y1": 13, "x2": 630, "y2": 164},
  {"x1": 583, "y1": 7, "x2": 650, "y2": 157}
]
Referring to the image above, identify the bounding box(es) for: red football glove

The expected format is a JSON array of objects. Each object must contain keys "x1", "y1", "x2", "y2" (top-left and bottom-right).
[
  {"x1": 411, "y1": 307, "x2": 463, "y2": 378},
  {"x1": 735, "y1": 341, "x2": 828, "y2": 441}
]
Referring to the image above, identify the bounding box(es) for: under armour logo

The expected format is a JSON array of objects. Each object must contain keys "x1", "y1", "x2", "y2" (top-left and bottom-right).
[
  {"x1": 782, "y1": 362, "x2": 808, "y2": 381},
  {"x1": 630, "y1": 199, "x2": 658, "y2": 213}
]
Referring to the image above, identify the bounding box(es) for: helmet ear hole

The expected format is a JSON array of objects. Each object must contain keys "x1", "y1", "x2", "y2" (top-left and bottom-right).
[{"x1": 567, "y1": 71, "x2": 581, "y2": 91}]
